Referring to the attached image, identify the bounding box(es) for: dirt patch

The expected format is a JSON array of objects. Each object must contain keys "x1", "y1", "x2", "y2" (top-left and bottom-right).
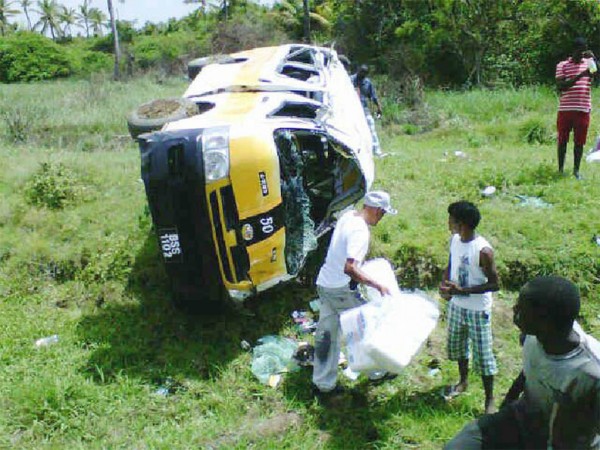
[{"x1": 204, "y1": 411, "x2": 303, "y2": 448}]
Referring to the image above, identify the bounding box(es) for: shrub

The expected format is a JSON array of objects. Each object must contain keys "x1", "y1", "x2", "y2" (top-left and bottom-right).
[
  {"x1": 132, "y1": 32, "x2": 199, "y2": 74},
  {"x1": 520, "y1": 118, "x2": 553, "y2": 145},
  {"x1": 63, "y1": 43, "x2": 113, "y2": 77},
  {"x1": 2, "y1": 107, "x2": 31, "y2": 142},
  {"x1": 211, "y1": 11, "x2": 289, "y2": 54},
  {"x1": 0, "y1": 32, "x2": 72, "y2": 83},
  {"x1": 25, "y1": 162, "x2": 80, "y2": 210}
]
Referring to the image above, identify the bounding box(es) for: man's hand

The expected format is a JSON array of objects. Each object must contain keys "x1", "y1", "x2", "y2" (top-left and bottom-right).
[
  {"x1": 376, "y1": 283, "x2": 391, "y2": 296},
  {"x1": 440, "y1": 280, "x2": 464, "y2": 297},
  {"x1": 439, "y1": 281, "x2": 452, "y2": 300}
]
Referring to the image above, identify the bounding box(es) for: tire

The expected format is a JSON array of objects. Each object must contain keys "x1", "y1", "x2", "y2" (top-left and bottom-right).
[
  {"x1": 187, "y1": 54, "x2": 236, "y2": 80},
  {"x1": 126, "y1": 97, "x2": 197, "y2": 139}
]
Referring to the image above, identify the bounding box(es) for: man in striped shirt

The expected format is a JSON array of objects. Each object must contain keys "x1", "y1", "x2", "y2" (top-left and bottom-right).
[{"x1": 555, "y1": 37, "x2": 597, "y2": 180}]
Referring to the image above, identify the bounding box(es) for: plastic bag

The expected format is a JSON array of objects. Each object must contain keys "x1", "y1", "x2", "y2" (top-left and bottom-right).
[
  {"x1": 250, "y1": 335, "x2": 299, "y2": 384},
  {"x1": 340, "y1": 258, "x2": 440, "y2": 373}
]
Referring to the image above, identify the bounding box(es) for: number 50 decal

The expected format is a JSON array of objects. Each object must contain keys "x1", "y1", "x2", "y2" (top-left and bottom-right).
[{"x1": 260, "y1": 216, "x2": 274, "y2": 234}]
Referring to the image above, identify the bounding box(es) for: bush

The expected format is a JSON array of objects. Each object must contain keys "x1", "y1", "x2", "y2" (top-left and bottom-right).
[
  {"x1": 211, "y1": 10, "x2": 289, "y2": 54},
  {"x1": 0, "y1": 32, "x2": 72, "y2": 83},
  {"x1": 63, "y1": 42, "x2": 113, "y2": 77},
  {"x1": 132, "y1": 32, "x2": 200, "y2": 74},
  {"x1": 25, "y1": 162, "x2": 81, "y2": 210}
]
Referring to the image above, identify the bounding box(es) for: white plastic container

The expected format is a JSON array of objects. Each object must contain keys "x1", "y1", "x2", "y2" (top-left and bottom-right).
[{"x1": 35, "y1": 334, "x2": 59, "y2": 347}]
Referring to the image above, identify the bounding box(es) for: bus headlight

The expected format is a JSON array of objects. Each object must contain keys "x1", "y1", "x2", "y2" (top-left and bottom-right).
[{"x1": 202, "y1": 126, "x2": 230, "y2": 182}]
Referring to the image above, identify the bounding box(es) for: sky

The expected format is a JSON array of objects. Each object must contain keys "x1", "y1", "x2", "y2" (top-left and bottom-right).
[
  {"x1": 12, "y1": 1, "x2": 198, "y2": 29},
  {"x1": 13, "y1": 0, "x2": 274, "y2": 30}
]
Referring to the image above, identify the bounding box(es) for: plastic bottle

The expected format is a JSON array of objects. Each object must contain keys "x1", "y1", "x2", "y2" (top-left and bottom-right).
[
  {"x1": 35, "y1": 334, "x2": 59, "y2": 347},
  {"x1": 588, "y1": 58, "x2": 597, "y2": 74}
]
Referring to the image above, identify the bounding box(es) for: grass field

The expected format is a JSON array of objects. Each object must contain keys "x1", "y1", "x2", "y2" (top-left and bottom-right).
[{"x1": 0, "y1": 76, "x2": 599, "y2": 449}]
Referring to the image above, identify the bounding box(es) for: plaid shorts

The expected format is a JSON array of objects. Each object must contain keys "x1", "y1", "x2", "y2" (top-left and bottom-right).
[{"x1": 447, "y1": 301, "x2": 497, "y2": 376}]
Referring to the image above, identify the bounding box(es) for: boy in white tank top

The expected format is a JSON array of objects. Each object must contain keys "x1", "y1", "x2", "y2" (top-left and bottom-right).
[{"x1": 440, "y1": 201, "x2": 500, "y2": 414}]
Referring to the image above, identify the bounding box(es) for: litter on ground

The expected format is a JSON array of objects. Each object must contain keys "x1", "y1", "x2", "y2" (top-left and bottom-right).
[
  {"x1": 515, "y1": 195, "x2": 552, "y2": 208},
  {"x1": 250, "y1": 335, "x2": 299, "y2": 386}
]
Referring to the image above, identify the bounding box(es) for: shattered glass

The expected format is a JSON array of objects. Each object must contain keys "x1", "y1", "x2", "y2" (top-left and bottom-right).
[{"x1": 276, "y1": 130, "x2": 318, "y2": 275}]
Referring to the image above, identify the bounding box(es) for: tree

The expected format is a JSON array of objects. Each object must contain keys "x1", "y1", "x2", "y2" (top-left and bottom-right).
[
  {"x1": 302, "y1": 0, "x2": 309, "y2": 42},
  {"x1": 19, "y1": 0, "x2": 32, "y2": 31},
  {"x1": 107, "y1": 0, "x2": 122, "y2": 80},
  {"x1": 34, "y1": 0, "x2": 62, "y2": 39},
  {"x1": 77, "y1": 0, "x2": 92, "y2": 37},
  {"x1": 88, "y1": 6, "x2": 106, "y2": 36},
  {"x1": 0, "y1": 0, "x2": 19, "y2": 36},
  {"x1": 58, "y1": 5, "x2": 77, "y2": 37}
]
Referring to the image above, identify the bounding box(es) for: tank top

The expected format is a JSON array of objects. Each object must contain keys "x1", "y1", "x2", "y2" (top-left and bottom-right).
[{"x1": 448, "y1": 234, "x2": 493, "y2": 312}]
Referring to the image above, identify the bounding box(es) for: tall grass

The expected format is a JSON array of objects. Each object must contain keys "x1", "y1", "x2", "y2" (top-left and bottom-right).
[{"x1": 0, "y1": 77, "x2": 598, "y2": 449}]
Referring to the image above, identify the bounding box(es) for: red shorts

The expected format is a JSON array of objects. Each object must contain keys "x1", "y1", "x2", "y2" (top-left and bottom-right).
[{"x1": 557, "y1": 110, "x2": 590, "y2": 146}]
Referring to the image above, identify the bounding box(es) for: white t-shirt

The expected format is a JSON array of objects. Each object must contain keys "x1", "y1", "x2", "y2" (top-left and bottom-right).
[
  {"x1": 518, "y1": 323, "x2": 600, "y2": 448},
  {"x1": 448, "y1": 233, "x2": 493, "y2": 312},
  {"x1": 316, "y1": 210, "x2": 369, "y2": 288}
]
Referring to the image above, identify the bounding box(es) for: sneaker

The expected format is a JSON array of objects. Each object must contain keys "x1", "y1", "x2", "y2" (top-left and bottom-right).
[
  {"x1": 312, "y1": 384, "x2": 347, "y2": 402},
  {"x1": 367, "y1": 371, "x2": 398, "y2": 385},
  {"x1": 574, "y1": 172, "x2": 584, "y2": 180}
]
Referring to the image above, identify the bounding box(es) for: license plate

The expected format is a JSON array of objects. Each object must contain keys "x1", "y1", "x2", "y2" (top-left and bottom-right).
[{"x1": 158, "y1": 228, "x2": 182, "y2": 263}]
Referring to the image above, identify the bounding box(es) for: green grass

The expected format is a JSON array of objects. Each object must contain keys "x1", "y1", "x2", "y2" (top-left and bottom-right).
[{"x1": 0, "y1": 78, "x2": 599, "y2": 449}]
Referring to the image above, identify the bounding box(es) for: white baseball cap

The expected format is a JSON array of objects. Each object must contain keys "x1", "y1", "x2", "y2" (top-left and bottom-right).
[{"x1": 363, "y1": 190, "x2": 397, "y2": 215}]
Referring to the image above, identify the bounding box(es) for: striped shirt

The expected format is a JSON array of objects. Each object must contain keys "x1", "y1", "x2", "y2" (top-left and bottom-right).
[{"x1": 556, "y1": 57, "x2": 593, "y2": 112}]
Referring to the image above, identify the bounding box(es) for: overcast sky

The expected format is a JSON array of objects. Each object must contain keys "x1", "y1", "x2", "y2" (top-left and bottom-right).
[{"x1": 13, "y1": 0, "x2": 276, "y2": 30}]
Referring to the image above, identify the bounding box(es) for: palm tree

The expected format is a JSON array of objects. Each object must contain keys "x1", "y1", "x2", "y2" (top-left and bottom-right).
[
  {"x1": 88, "y1": 6, "x2": 106, "y2": 36},
  {"x1": 58, "y1": 5, "x2": 77, "y2": 37},
  {"x1": 106, "y1": 0, "x2": 121, "y2": 80},
  {"x1": 19, "y1": 0, "x2": 32, "y2": 30},
  {"x1": 302, "y1": 0, "x2": 309, "y2": 43},
  {"x1": 76, "y1": 0, "x2": 92, "y2": 37},
  {"x1": 34, "y1": 0, "x2": 61, "y2": 39},
  {"x1": 0, "y1": 0, "x2": 19, "y2": 36}
]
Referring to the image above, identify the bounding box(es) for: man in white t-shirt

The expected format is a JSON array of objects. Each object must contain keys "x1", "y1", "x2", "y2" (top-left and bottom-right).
[
  {"x1": 312, "y1": 191, "x2": 397, "y2": 397},
  {"x1": 439, "y1": 201, "x2": 499, "y2": 414},
  {"x1": 445, "y1": 276, "x2": 600, "y2": 449}
]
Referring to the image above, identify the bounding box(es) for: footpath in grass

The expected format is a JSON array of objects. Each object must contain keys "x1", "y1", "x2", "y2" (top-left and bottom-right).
[{"x1": 0, "y1": 80, "x2": 599, "y2": 449}]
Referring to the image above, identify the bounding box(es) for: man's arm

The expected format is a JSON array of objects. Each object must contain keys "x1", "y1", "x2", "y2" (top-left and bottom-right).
[
  {"x1": 556, "y1": 69, "x2": 590, "y2": 91},
  {"x1": 500, "y1": 370, "x2": 526, "y2": 409},
  {"x1": 344, "y1": 258, "x2": 390, "y2": 296},
  {"x1": 439, "y1": 256, "x2": 452, "y2": 300},
  {"x1": 442, "y1": 247, "x2": 499, "y2": 295},
  {"x1": 367, "y1": 79, "x2": 383, "y2": 116}
]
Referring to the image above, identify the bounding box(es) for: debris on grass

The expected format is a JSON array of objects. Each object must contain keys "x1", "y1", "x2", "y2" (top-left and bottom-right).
[
  {"x1": 293, "y1": 342, "x2": 314, "y2": 367},
  {"x1": 481, "y1": 186, "x2": 496, "y2": 197},
  {"x1": 309, "y1": 298, "x2": 320, "y2": 312},
  {"x1": 427, "y1": 368, "x2": 441, "y2": 377},
  {"x1": 586, "y1": 150, "x2": 600, "y2": 163},
  {"x1": 515, "y1": 195, "x2": 552, "y2": 209},
  {"x1": 35, "y1": 334, "x2": 59, "y2": 347},
  {"x1": 250, "y1": 335, "x2": 299, "y2": 385},
  {"x1": 291, "y1": 310, "x2": 317, "y2": 334}
]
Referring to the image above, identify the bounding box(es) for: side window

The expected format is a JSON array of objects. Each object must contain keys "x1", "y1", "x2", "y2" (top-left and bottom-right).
[
  {"x1": 281, "y1": 64, "x2": 320, "y2": 82},
  {"x1": 287, "y1": 47, "x2": 315, "y2": 65},
  {"x1": 270, "y1": 102, "x2": 319, "y2": 119}
]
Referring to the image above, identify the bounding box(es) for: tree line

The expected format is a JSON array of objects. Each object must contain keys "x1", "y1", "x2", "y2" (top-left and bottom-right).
[{"x1": 1, "y1": 0, "x2": 600, "y2": 86}]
